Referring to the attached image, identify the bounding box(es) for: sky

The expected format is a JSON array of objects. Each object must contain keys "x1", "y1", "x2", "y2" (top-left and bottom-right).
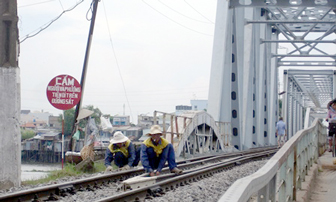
[{"x1": 17, "y1": 0, "x2": 217, "y2": 122}]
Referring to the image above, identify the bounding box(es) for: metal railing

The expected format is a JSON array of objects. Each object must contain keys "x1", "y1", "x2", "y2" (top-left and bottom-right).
[{"x1": 218, "y1": 118, "x2": 327, "y2": 202}]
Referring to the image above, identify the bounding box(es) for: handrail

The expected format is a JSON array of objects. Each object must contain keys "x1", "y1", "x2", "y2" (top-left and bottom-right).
[{"x1": 218, "y1": 118, "x2": 327, "y2": 202}]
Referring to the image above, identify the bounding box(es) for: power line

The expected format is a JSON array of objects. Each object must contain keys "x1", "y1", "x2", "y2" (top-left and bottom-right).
[
  {"x1": 158, "y1": 0, "x2": 213, "y2": 24},
  {"x1": 141, "y1": 0, "x2": 213, "y2": 37},
  {"x1": 18, "y1": 0, "x2": 56, "y2": 8},
  {"x1": 101, "y1": 0, "x2": 134, "y2": 122},
  {"x1": 184, "y1": 0, "x2": 215, "y2": 24},
  {"x1": 19, "y1": 0, "x2": 85, "y2": 43},
  {"x1": 58, "y1": 0, "x2": 64, "y2": 10}
]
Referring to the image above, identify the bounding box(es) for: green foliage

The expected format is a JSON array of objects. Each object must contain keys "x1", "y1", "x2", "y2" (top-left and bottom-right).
[
  {"x1": 279, "y1": 99, "x2": 283, "y2": 117},
  {"x1": 57, "y1": 108, "x2": 75, "y2": 136},
  {"x1": 21, "y1": 162, "x2": 106, "y2": 185},
  {"x1": 21, "y1": 129, "x2": 36, "y2": 140}
]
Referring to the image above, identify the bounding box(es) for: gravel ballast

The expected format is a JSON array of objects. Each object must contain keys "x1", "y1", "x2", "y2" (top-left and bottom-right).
[{"x1": 0, "y1": 159, "x2": 268, "y2": 202}]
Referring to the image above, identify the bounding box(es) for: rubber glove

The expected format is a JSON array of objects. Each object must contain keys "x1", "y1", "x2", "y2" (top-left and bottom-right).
[{"x1": 121, "y1": 165, "x2": 131, "y2": 171}]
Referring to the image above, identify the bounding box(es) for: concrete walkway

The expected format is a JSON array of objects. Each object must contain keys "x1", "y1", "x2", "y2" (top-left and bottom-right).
[
  {"x1": 297, "y1": 151, "x2": 336, "y2": 202},
  {"x1": 309, "y1": 152, "x2": 336, "y2": 202}
]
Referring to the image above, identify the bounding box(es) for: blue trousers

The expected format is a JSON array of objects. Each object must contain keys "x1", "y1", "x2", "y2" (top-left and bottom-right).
[
  {"x1": 145, "y1": 144, "x2": 177, "y2": 170},
  {"x1": 114, "y1": 147, "x2": 140, "y2": 167}
]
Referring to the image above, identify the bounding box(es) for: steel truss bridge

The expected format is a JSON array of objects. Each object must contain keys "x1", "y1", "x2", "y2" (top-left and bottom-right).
[
  {"x1": 154, "y1": 0, "x2": 335, "y2": 201},
  {"x1": 207, "y1": 0, "x2": 336, "y2": 151},
  {"x1": 157, "y1": 0, "x2": 335, "y2": 158}
]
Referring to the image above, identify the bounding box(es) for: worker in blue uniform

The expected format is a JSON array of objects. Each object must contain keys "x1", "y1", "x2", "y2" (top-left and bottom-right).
[
  {"x1": 140, "y1": 125, "x2": 182, "y2": 176},
  {"x1": 105, "y1": 131, "x2": 140, "y2": 172}
]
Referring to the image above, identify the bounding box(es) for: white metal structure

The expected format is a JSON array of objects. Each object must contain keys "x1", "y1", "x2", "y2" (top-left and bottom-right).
[
  {"x1": 283, "y1": 69, "x2": 336, "y2": 137},
  {"x1": 154, "y1": 111, "x2": 234, "y2": 158},
  {"x1": 207, "y1": 0, "x2": 336, "y2": 151}
]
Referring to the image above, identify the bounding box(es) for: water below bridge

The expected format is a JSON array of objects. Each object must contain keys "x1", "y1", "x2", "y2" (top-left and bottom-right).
[{"x1": 21, "y1": 163, "x2": 62, "y2": 181}]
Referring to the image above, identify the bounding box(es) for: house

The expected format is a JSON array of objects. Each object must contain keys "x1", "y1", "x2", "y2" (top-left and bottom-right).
[
  {"x1": 49, "y1": 116, "x2": 62, "y2": 129},
  {"x1": 112, "y1": 115, "x2": 130, "y2": 126},
  {"x1": 21, "y1": 123, "x2": 37, "y2": 130},
  {"x1": 190, "y1": 99, "x2": 208, "y2": 111},
  {"x1": 175, "y1": 105, "x2": 192, "y2": 115},
  {"x1": 112, "y1": 125, "x2": 143, "y2": 141},
  {"x1": 137, "y1": 114, "x2": 158, "y2": 128},
  {"x1": 20, "y1": 110, "x2": 53, "y2": 126},
  {"x1": 21, "y1": 120, "x2": 47, "y2": 130}
]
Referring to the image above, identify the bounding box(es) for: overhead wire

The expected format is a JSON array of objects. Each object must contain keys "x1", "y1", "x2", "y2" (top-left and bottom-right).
[
  {"x1": 184, "y1": 0, "x2": 215, "y2": 24},
  {"x1": 101, "y1": 0, "x2": 135, "y2": 122},
  {"x1": 58, "y1": 0, "x2": 64, "y2": 10},
  {"x1": 86, "y1": 0, "x2": 94, "y2": 20},
  {"x1": 18, "y1": 0, "x2": 56, "y2": 8},
  {"x1": 158, "y1": 0, "x2": 213, "y2": 24},
  {"x1": 141, "y1": 0, "x2": 213, "y2": 37},
  {"x1": 19, "y1": 0, "x2": 85, "y2": 43}
]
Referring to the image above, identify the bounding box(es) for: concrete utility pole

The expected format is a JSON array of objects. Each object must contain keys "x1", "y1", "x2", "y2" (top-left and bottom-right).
[{"x1": 0, "y1": 0, "x2": 21, "y2": 189}]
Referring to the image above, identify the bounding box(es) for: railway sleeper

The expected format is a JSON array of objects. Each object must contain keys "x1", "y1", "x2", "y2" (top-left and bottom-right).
[
  {"x1": 56, "y1": 184, "x2": 76, "y2": 197},
  {"x1": 148, "y1": 186, "x2": 165, "y2": 197}
]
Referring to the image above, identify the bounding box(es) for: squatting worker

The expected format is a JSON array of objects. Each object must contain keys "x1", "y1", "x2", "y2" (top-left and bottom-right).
[
  {"x1": 105, "y1": 131, "x2": 140, "y2": 172},
  {"x1": 140, "y1": 125, "x2": 182, "y2": 177}
]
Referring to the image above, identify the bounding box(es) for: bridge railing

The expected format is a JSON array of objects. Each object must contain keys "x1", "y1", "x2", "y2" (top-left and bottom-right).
[{"x1": 218, "y1": 118, "x2": 327, "y2": 202}]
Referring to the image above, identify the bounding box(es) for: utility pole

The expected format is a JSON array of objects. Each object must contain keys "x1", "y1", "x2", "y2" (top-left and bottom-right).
[
  {"x1": 0, "y1": 0, "x2": 21, "y2": 189},
  {"x1": 70, "y1": 0, "x2": 100, "y2": 148}
]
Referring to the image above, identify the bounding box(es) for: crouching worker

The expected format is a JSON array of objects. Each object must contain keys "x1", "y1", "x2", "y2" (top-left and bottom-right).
[
  {"x1": 141, "y1": 125, "x2": 182, "y2": 177},
  {"x1": 105, "y1": 131, "x2": 140, "y2": 172}
]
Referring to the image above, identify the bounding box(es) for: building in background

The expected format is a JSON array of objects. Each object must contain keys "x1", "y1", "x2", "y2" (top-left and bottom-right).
[
  {"x1": 138, "y1": 114, "x2": 158, "y2": 128},
  {"x1": 175, "y1": 105, "x2": 192, "y2": 115},
  {"x1": 190, "y1": 100, "x2": 208, "y2": 111},
  {"x1": 48, "y1": 116, "x2": 62, "y2": 130},
  {"x1": 112, "y1": 115, "x2": 130, "y2": 126},
  {"x1": 20, "y1": 110, "x2": 53, "y2": 126}
]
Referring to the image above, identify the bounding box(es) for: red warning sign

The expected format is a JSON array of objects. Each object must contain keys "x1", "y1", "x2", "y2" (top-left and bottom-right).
[{"x1": 46, "y1": 75, "x2": 82, "y2": 110}]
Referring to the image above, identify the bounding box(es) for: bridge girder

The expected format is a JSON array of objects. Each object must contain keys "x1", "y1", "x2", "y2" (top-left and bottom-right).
[{"x1": 208, "y1": 0, "x2": 336, "y2": 150}]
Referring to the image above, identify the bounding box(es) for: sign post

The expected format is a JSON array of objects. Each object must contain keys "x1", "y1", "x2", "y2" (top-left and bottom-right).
[{"x1": 46, "y1": 74, "x2": 82, "y2": 169}]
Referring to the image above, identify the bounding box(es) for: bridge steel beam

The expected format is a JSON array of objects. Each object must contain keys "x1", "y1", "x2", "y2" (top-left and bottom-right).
[
  {"x1": 208, "y1": 2, "x2": 278, "y2": 150},
  {"x1": 208, "y1": 0, "x2": 336, "y2": 151},
  {"x1": 283, "y1": 69, "x2": 335, "y2": 136}
]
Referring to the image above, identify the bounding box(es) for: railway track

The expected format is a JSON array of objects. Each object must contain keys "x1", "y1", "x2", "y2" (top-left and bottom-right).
[{"x1": 0, "y1": 147, "x2": 277, "y2": 202}]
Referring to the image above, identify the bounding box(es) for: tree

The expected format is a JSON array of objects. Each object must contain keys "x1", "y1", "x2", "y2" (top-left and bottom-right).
[
  {"x1": 21, "y1": 129, "x2": 36, "y2": 140},
  {"x1": 58, "y1": 108, "x2": 75, "y2": 136},
  {"x1": 278, "y1": 99, "x2": 282, "y2": 117}
]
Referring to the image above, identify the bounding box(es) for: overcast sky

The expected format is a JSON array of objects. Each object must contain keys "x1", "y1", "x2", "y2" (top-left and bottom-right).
[{"x1": 17, "y1": 0, "x2": 217, "y2": 122}]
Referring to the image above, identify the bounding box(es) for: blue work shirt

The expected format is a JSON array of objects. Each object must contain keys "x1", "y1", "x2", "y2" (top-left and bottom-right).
[
  {"x1": 276, "y1": 120, "x2": 287, "y2": 135},
  {"x1": 140, "y1": 138, "x2": 170, "y2": 173},
  {"x1": 104, "y1": 142, "x2": 136, "y2": 167}
]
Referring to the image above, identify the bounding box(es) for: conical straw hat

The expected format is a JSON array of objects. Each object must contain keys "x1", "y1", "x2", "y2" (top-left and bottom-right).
[{"x1": 77, "y1": 109, "x2": 94, "y2": 120}]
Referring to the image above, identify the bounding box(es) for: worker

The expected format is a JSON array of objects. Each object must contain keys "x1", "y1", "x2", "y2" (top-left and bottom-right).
[
  {"x1": 77, "y1": 109, "x2": 98, "y2": 161},
  {"x1": 140, "y1": 125, "x2": 182, "y2": 177},
  {"x1": 105, "y1": 131, "x2": 140, "y2": 172},
  {"x1": 276, "y1": 117, "x2": 287, "y2": 148}
]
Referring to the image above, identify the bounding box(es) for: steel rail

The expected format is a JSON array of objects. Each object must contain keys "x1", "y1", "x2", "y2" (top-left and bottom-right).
[
  {"x1": 0, "y1": 147, "x2": 276, "y2": 202},
  {"x1": 97, "y1": 150, "x2": 277, "y2": 202}
]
